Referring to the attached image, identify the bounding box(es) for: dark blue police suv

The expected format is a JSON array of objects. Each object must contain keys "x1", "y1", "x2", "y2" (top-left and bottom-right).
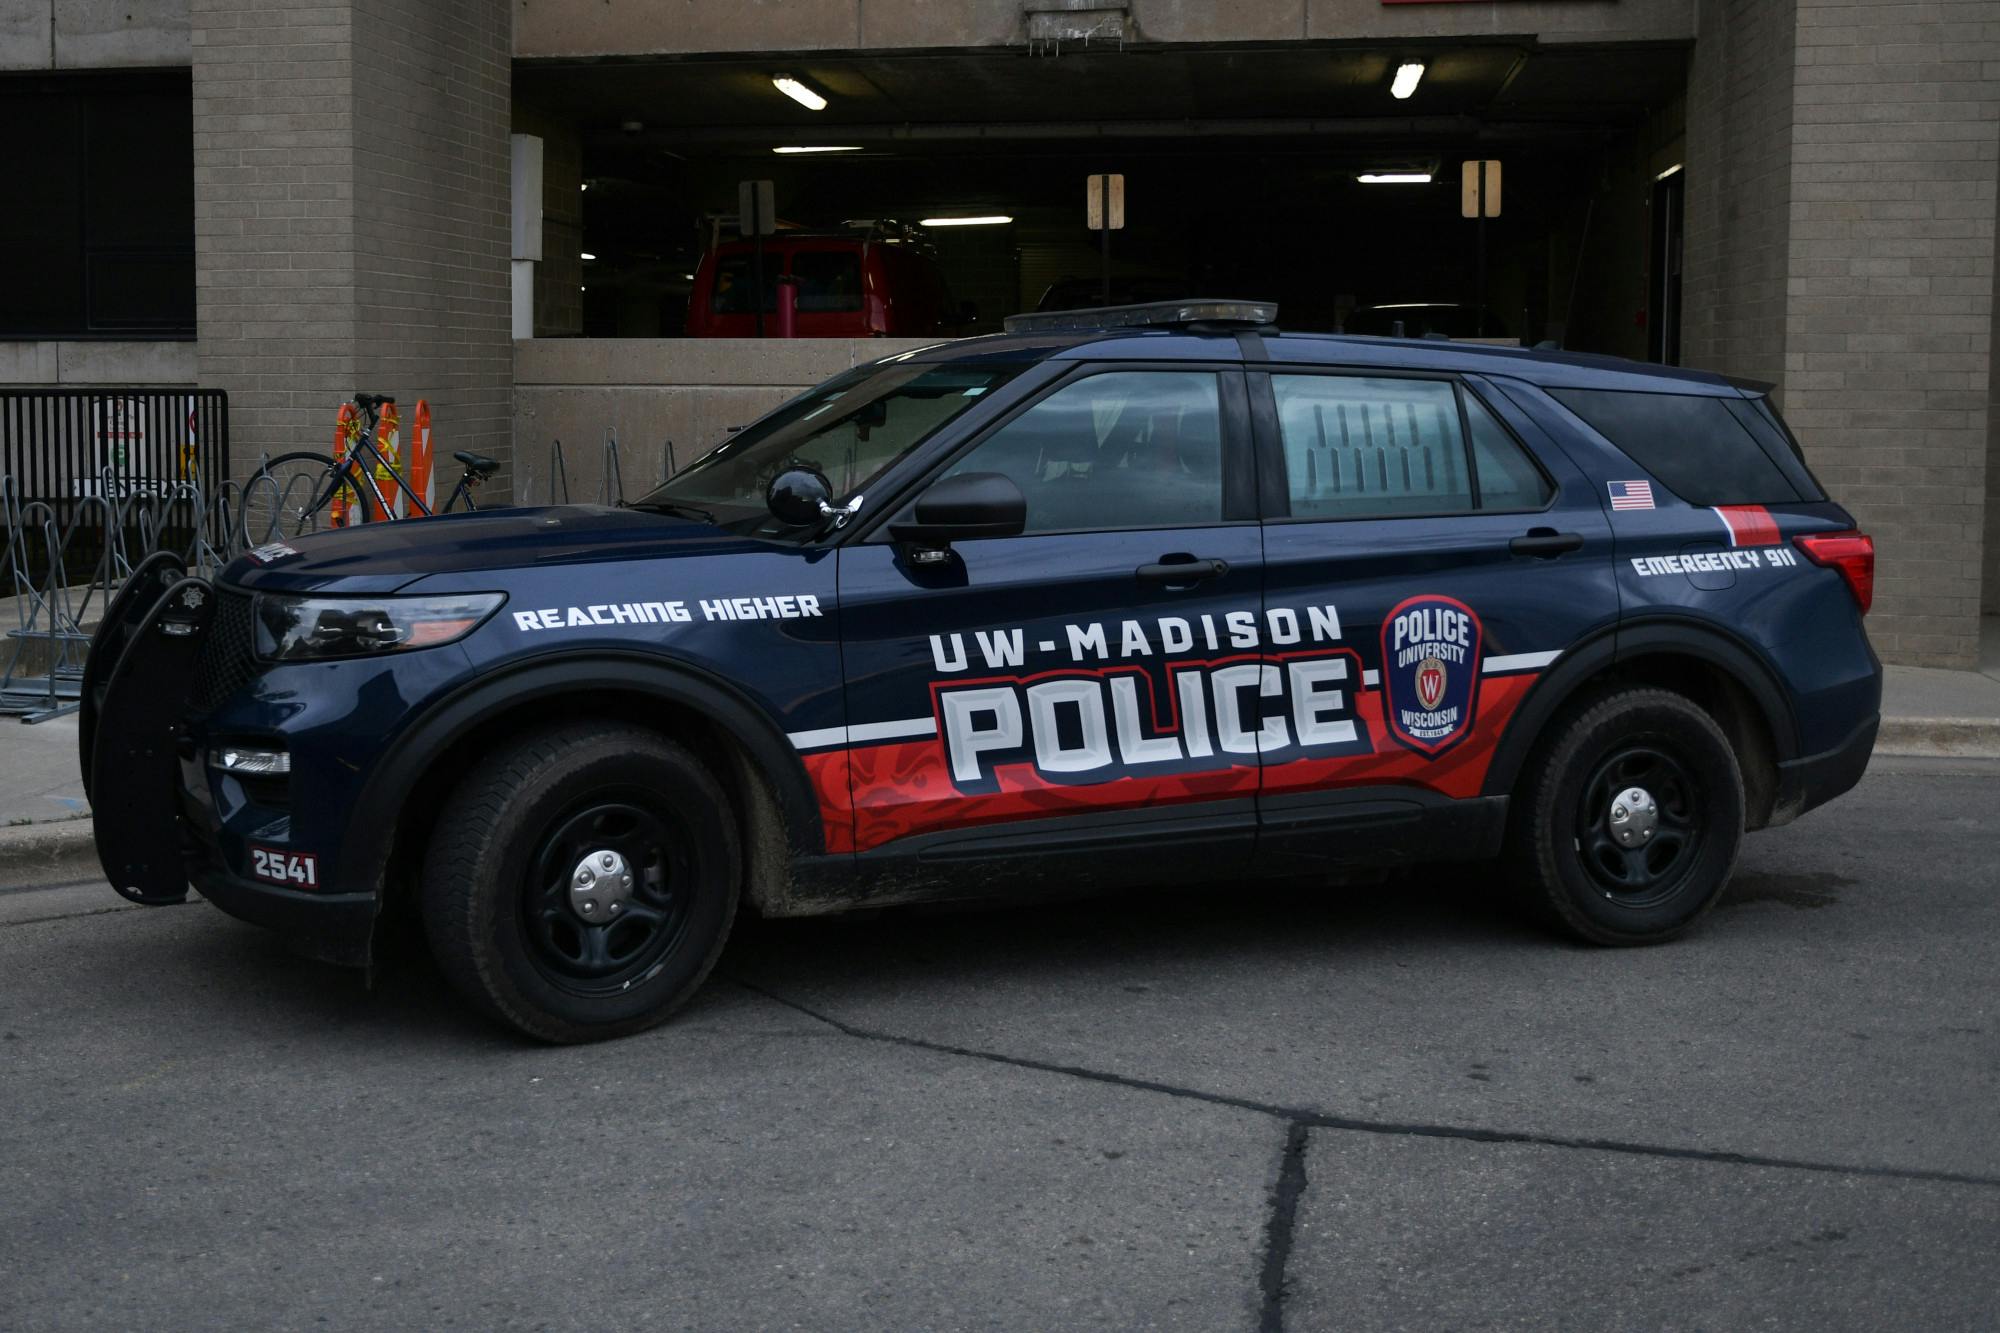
[{"x1": 84, "y1": 301, "x2": 1880, "y2": 1042}]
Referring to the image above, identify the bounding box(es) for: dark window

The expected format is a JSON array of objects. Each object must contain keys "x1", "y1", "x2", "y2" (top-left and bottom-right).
[
  {"x1": 1548, "y1": 387, "x2": 1807, "y2": 506},
  {"x1": 1724, "y1": 396, "x2": 1826, "y2": 501},
  {"x1": 710, "y1": 254, "x2": 776, "y2": 314},
  {"x1": 791, "y1": 251, "x2": 863, "y2": 312},
  {"x1": 1465, "y1": 391, "x2": 1554, "y2": 510},
  {"x1": 0, "y1": 74, "x2": 194, "y2": 338},
  {"x1": 1271, "y1": 375, "x2": 1472, "y2": 518},
  {"x1": 941, "y1": 371, "x2": 1225, "y2": 533}
]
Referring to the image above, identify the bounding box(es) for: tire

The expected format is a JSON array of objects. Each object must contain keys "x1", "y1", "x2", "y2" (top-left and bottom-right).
[
  {"x1": 240, "y1": 451, "x2": 369, "y2": 544},
  {"x1": 421, "y1": 723, "x2": 741, "y2": 1042},
  {"x1": 1506, "y1": 687, "x2": 1744, "y2": 946}
]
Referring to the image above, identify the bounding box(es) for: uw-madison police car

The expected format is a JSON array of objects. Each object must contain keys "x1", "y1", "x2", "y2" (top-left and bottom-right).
[{"x1": 84, "y1": 301, "x2": 1880, "y2": 1042}]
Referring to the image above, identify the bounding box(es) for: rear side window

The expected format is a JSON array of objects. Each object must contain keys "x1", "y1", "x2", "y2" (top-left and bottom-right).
[
  {"x1": 1548, "y1": 388, "x2": 1810, "y2": 505},
  {"x1": 1269, "y1": 375, "x2": 1551, "y2": 519},
  {"x1": 1272, "y1": 376, "x2": 1471, "y2": 518},
  {"x1": 791, "y1": 251, "x2": 862, "y2": 312}
]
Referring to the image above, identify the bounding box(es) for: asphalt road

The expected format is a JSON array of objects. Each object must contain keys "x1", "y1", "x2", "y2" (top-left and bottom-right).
[{"x1": 3, "y1": 761, "x2": 1997, "y2": 1331}]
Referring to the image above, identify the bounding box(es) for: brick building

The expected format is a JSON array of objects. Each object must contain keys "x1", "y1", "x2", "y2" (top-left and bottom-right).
[{"x1": 2, "y1": 0, "x2": 1995, "y2": 665}]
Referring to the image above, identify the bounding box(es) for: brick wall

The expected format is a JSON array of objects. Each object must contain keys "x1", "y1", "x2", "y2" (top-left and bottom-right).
[
  {"x1": 192, "y1": 0, "x2": 512, "y2": 492},
  {"x1": 191, "y1": 0, "x2": 361, "y2": 473},
  {"x1": 351, "y1": 0, "x2": 514, "y2": 496},
  {"x1": 1781, "y1": 0, "x2": 1998, "y2": 665},
  {"x1": 1683, "y1": 0, "x2": 1798, "y2": 393}
]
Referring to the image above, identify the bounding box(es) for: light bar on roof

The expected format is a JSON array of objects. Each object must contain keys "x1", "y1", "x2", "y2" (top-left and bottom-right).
[{"x1": 1003, "y1": 300, "x2": 1278, "y2": 335}]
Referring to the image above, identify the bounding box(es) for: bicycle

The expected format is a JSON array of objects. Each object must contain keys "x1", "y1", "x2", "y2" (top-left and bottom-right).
[{"x1": 240, "y1": 394, "x2": 499, "y2": 542}]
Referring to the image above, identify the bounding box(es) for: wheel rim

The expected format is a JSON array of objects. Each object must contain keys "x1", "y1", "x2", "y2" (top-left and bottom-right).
[
  {"x1": 1575, "y1": 743, "x2": 1703, "y2": 908},
  {"x1": 519, "y1": 792, "x2": 694, "y2": 996}
]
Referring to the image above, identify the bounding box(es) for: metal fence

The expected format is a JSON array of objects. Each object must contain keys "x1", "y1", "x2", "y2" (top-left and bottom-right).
[{"x1": 1, "y1": 388, "x2": 233, "y2": 722}]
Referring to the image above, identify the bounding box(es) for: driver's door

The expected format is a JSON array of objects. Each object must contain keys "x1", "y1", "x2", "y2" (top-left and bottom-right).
[{"x1": 824, "y1": 366, "x2": 1271, "y2": 874}]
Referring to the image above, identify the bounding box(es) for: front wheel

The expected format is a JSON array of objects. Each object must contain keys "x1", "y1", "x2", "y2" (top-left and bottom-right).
[
  {"x1": 1507, "y1": 687, "x2": 1744, "y2": 945},
  {"x1": 239, "y1": 451, "x2": 369, "y2": 544},
  {"x1": 421, "y1": 723, "x2": 741, "y2": 1042}
]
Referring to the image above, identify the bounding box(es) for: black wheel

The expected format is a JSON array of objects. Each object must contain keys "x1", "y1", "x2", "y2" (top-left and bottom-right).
[
  {"x1": 421, "y1": 723, "x2": 741, "y2": 1042},
  {"x1": 239, "y1": 451, "x2": 368, "y2": 544},
  {"x1": 1506, "y1": 687, "x2": 1744, "y2": 945}
]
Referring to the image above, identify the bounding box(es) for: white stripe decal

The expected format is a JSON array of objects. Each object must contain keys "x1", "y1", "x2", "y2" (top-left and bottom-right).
[
  {"x1": 849, "y1": 717, "x2": 938, "y2": 744},
  {"x1": 787, "y1": 717, "x2": 938, "y2": 751},
  {"x1": 1483, "y1": 650, "x2": 1560, "y2": 674}
]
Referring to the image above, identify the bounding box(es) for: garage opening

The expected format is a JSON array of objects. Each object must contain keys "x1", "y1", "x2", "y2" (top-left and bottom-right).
[{"x1": 516, "y1": 40, "x2": 1688, "y2": 360}]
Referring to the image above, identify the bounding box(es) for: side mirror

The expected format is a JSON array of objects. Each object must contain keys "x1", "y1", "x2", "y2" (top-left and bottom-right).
[
  {"x1": 766, "y1": 466, "x2": 833, "y2": 526},
  {"x1": 889, "y1": 472, "x2": 1026, "y2": 550}
]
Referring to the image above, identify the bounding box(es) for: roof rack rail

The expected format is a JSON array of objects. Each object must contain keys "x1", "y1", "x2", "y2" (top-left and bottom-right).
[{"x1": 1003, "y1": 299, "x2": 1278, "y2": 335}]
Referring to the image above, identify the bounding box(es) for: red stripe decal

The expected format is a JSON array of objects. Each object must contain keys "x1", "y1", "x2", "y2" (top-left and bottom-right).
[{"x1": 1713, "y1": 504, "x2": 1779, "y2": 548}]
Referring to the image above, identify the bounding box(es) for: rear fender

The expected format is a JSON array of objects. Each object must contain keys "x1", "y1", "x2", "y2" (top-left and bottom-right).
[{"x1": 1481, "y1": 618, "x2": 1799, "y2": 801}]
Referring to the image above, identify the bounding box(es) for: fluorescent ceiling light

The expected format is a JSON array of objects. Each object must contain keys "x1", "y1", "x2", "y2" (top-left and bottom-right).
[
  {"x1": 580, "y1": 182, "x2": 589, "y2": 191},
  {"x1": 1357, "y1": 173, "x2": 1432, "y2": 184},
  {"x1": 921, "y1": 215, "x2": 1013, "y2": 227},
  {"x1": 1656, "y1": 162, "x2": 1684, "y2": 181},
  {"x1": 580, "y1": 252, "x2": 596, "y2": 260},
  {"x1": 772, "y1": 76, "x2": 827, "y2": 111},
  {"x1": 1391, "y1": 62, "x2": 1425, "y2": 100},
  {"x1": 773, "y1": 145, "x2": 861, "y2": 155}
]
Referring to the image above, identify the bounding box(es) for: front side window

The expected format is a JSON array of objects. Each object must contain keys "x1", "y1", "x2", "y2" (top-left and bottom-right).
[
  {"x1": 635, "y1": 361, "x2": 1028, "y2": 536},
  {"x1": 938, "y1": 371, "x2": 1225, "y2": 534}
]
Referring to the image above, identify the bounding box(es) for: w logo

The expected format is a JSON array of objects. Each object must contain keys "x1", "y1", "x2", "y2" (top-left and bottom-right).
[{"x1": 1416, "y1": 656, "x2": 1447, "y2": 709}]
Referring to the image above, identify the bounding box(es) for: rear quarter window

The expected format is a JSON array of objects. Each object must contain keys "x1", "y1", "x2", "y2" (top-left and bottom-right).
[{"x1": 1548, "y1": 387, "x2": 1812, "y2": 506}]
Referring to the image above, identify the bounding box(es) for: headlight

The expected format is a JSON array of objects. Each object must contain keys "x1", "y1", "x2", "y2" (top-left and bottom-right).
[{"x1": 252, "y1": 592, "x2": 505, "y2": 661}]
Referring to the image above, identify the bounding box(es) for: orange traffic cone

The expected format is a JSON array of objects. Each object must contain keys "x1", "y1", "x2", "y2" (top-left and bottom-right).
[
  {"x1": 369, "y1": 400, "x2": 402, "y2": 520},
  {"x1": 408, "y1": 400, "x2": 434, "y2": 512},
  {"x1": 331, "y1": 402, "x2": 357, "y2": 527}
]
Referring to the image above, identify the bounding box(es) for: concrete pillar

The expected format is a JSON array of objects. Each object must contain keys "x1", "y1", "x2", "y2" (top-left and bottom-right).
[
  {"x1": 1686, "y1": 0, "x2": 1998, "y2": 668},
  {"x1": 191, "y1": 0, "x2": 512, "y2": 496}
]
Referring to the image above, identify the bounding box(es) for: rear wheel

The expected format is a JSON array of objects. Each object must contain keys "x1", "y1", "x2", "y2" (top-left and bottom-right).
[
  {"x1": 1507, "y1": 687, "x2": 1744, "y2": 945},
  {"x1": 421, "y1": 723, "x2": 740, "y2": 1042}
]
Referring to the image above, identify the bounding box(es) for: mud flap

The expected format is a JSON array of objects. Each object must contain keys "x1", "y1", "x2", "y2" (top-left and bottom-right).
[
  {"x1": 92, "y1": 576, "x2": 213, "y2": 905},
  {"x1": 78, "y1": 550, "x2": 187, "y2": 804}
]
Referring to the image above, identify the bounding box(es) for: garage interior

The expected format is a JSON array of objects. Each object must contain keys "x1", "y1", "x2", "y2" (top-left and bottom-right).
[{"x1": 514, "y1": 41, "x2": 1690, "y2": 360}]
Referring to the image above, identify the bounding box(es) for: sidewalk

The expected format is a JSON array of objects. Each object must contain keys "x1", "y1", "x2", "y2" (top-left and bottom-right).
[{"x1": 5, "y1": 631, "x2": 1997, "y2": 878}]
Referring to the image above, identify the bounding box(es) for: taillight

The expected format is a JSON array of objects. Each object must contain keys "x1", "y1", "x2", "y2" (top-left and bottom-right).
[{"x1": 1794, "y1": 530, "x2": 1874, "y2": 614}]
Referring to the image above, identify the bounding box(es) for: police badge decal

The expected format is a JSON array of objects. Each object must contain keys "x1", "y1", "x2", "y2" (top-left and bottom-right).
[{"x1": 1380, "y1": 594, "x2": 1483, "y2": 757}]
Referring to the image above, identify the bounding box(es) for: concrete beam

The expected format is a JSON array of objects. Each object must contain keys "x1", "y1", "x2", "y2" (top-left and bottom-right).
[
  {"x1": 0, "y1": 341, "x2": 196, "y2": 385},
  {"x1": 54, "y1": 0, "x2": 190, "y2": 69},
  {"x1": 516, "y1": 0, "x2": 1693, "y2": 58},
  {"x1": 0, "y1": 4, "x2": 54, "y2": 70}
]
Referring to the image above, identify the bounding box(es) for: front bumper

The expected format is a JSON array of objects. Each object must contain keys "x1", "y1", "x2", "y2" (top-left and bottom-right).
[
  {"x1": 192, "y1": 864, "x2": 379, "y2": 967},
  {"x1": 1771, "y1": 711, "x2": 1878, "y2": 826}
]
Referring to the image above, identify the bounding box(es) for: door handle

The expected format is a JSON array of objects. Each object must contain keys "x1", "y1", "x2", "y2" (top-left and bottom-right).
[
  {"x1": 1136, "y1": 556, "x2": 1229, "y2": 586},
  {"x1": 1509, "y1": 529, "x2": 1584, "y2": 558}
]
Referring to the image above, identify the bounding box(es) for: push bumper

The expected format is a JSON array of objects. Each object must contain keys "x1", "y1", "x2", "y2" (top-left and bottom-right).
[{"x1": 1771, "y1": 711, "x2": 1878, "y2": 826}]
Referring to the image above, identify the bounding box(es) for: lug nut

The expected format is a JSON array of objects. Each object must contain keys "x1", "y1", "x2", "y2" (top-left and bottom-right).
[{"x1": 600, "y1": 854, "x2": 616, "y2": 870}]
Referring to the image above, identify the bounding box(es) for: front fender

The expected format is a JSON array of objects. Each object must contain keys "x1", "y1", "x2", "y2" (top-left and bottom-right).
[{"x1": 336, "y1": 650, "x2": 827, "y2": 899}]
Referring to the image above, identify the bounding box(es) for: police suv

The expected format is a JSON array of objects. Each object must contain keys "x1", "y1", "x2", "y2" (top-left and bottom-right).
[{"x1": 84, "y1": 301, "x2": 1880, "y2": 1042}]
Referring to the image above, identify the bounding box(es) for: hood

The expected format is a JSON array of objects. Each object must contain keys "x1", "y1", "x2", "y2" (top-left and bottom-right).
[{"x1": 222, "y1": 505, "x2": 768, "y2": 594}]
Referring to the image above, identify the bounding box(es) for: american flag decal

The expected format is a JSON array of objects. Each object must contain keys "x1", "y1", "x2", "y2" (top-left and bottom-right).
[{"x1": 1608, "y1": 480, "x2": 1655, "y2": 510}]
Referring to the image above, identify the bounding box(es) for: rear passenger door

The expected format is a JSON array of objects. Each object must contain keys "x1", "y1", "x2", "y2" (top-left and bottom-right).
[{"x1": 1248, "y1": 369, "x2": 1619, "y2": 860}]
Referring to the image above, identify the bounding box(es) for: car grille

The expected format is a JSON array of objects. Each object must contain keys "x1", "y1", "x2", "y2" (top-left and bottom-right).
[{"x1": 188, "y1": 587, "x2": 258, "y2": 716}]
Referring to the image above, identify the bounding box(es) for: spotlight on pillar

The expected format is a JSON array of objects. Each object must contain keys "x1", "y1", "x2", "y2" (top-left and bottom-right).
[{"x1": 1391, "y1": 62, "x2": 1425, "y2": 100}]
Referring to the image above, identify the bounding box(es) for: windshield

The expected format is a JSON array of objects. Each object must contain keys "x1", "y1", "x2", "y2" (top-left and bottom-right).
[{"x1": 635, "y1": 360, "x2": 1027, "y2": 536}]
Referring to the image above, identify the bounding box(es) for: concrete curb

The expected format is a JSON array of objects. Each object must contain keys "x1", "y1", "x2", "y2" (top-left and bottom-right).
[
  {"x1": 0, "y1": 817, "x2": 98, "y2": 883},
  {"x1": 1874, "y1": 717, "x2": 2000, "y2": 761}
]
